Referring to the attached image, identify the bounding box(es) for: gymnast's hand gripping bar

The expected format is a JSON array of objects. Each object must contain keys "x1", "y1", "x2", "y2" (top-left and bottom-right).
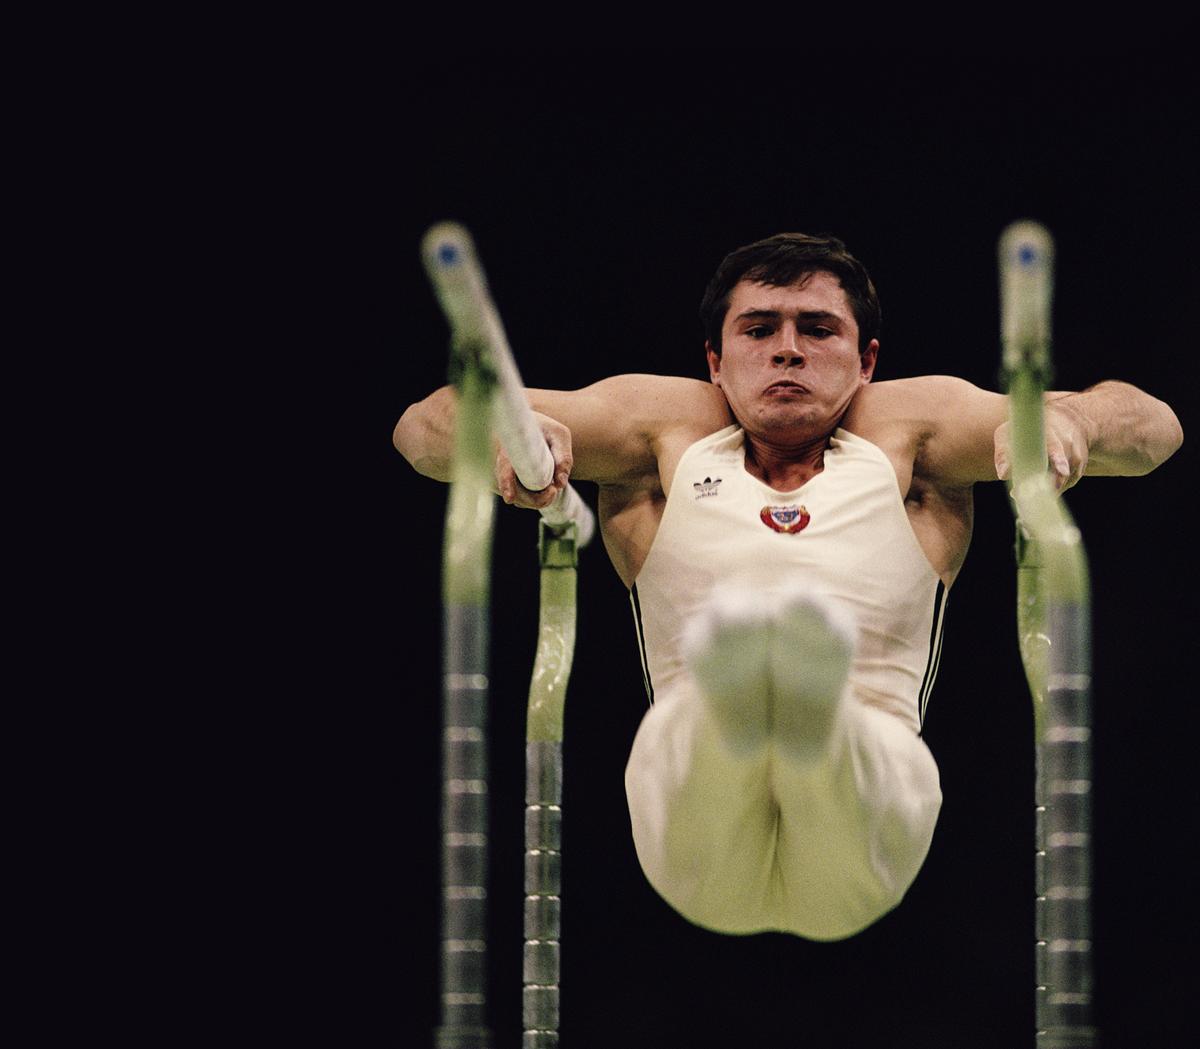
[
  {"x1": 422, "y1": 222, "x2": 596, "y2": 548},
  {"x1": 999, "y1": 221, "x2": 1096, "y2": 1049}
]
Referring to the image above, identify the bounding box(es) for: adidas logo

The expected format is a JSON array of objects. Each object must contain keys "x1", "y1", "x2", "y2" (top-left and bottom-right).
[{"x1": 693, "y1": 476, "x2": 722, "y2": 499}]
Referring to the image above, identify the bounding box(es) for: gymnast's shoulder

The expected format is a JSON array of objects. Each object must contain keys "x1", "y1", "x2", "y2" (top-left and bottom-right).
[
  {"x1": 527, "y1": 375, "x2": 733, "y2": 487},
  {"x1": 529, "y1": 374, "x2": 731, "y2": 444}
]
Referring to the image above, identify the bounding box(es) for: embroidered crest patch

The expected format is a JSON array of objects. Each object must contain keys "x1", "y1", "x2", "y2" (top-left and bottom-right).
[{"x1": 760, "y1": 504, "x2": 811, "y2": 534}]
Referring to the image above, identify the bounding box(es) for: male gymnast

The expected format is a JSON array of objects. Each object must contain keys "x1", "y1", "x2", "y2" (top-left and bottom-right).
[{"x1": 395, "y1": 232, "x2": 1182, "y2": 940}]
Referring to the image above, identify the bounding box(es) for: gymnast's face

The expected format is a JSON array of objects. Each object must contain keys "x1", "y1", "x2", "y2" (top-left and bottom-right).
[{"x1": 707, "y1": 272, "x2": 878, "y2": 442}]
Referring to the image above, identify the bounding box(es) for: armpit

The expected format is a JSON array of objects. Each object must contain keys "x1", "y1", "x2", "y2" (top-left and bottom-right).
[{"x1": 905, "y1": 478, "x2": 974, "y2": 586}]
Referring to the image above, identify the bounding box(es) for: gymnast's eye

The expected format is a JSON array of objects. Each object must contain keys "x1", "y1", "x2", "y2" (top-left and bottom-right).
[{"x1": 745, "y1": 325, "x2": 773, "y2": 339}]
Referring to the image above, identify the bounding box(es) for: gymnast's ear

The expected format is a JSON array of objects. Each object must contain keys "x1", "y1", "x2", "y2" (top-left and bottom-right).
[
  {"x1": 706, "y1": 340, "x2": 722, "y2": 385},
  {"x1": 860, "y1": 339, "x2": 879, "y2": 383}
]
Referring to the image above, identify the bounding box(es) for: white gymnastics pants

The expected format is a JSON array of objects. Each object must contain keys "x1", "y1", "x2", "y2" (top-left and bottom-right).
[{"x1": 624, "y1": 680, "x2": 943, "y2": 941}]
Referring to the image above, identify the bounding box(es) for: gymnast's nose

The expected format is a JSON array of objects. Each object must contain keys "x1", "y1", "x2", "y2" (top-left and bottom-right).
[{"x1": 773, "y1": 327, "x2": 804, "y2": 366}]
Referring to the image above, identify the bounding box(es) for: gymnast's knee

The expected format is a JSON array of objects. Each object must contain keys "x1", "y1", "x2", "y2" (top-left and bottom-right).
[
  {"x1": 635, "y1": 851, "x2": 779, "y2": 937},
  {"x1": 770, "y1": 796, "x2": 942, "y2": 941},
  {"x1": 638, "y1": 854, "x2": 919, "y2": 941},
  {"x1": 767, "y1": 858, "x2": 927, "y2": 942}
]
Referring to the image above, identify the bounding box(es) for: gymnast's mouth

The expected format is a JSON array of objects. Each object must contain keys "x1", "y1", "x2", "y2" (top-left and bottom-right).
[{"x1": 764, "y1": 381, "x2": 809, "y2": 394}]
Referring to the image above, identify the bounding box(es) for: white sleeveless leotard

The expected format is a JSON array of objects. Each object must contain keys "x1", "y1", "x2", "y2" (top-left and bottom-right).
[{"x1": 630, "y1": 424, "x2": 947, "y2": 734}]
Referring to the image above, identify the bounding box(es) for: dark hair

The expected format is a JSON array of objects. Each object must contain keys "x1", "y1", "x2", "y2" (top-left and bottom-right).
[{"x1": 700, "y1": 232, "x2": 881, "y2": 355}]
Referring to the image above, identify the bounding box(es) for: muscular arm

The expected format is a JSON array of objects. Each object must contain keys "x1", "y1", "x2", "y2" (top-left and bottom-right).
[
  {"x1": 395, "y1": 373, "x2": 728, "y2": 492},
  {"x1": 909, "y1": 376, "x2": 1183, "y2": 490}
]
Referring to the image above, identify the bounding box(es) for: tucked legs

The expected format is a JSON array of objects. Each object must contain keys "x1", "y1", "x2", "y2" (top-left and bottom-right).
[{"x1": 624, "y1": 589, "x2": 942, "y2": 940}]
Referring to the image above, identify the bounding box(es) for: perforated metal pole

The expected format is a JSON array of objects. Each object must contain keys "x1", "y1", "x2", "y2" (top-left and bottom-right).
[
  {"x1": 422, "y1": 222, "x2": 593, "y2": 1048},
  {"x1": 437, "y1": 346, "x2": 497, "y2": 1049},
  {"x1": 522, "y1": 522, "x2": 578, "y2": 1048},
  {"x1": 1000, "y1": 222, "x2": 1096, "y2": 1048}
]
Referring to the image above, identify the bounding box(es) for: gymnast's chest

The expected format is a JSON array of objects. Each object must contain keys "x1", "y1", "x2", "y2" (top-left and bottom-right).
[{"x1": 654, "y1": 451, "x2": 906, "y2": 582}]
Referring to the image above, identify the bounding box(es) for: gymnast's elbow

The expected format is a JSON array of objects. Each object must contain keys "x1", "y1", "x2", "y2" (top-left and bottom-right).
[
  {"x1": 1141, "y1": 396, "x2": 1184, "y2": 474},
  {"x1": 1130, "y1": 400, "x2": 1183, "y2": 476},
  {"x1": 394, "y1": 386, "x2": 457, "y2": 482},
  {"x1": 1165, "y1": 404, "x2": 1184, "y2": 461}
]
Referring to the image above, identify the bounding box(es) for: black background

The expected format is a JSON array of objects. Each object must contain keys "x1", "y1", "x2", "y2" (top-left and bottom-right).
[{"x1": 365, "y1": 55, "x2": 1195, "y2": 1048}]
